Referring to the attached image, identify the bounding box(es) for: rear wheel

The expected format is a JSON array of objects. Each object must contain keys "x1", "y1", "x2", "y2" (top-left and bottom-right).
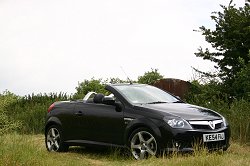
[
  {"x1": 45, "y1": 125, "x2": 68, "y2": 152},
  {"x1": 129, "y1": 128, "x2": 159, "y2": 160}
]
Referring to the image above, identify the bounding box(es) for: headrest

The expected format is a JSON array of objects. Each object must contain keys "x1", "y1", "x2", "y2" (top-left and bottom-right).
[{"x1": 93, "y1": 93, "x2": 104, "y2": 103}]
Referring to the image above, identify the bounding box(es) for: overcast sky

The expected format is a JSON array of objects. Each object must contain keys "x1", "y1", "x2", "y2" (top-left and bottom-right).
[{"x1": 0, "y1": 0, "x2": 246, "y2": 96}]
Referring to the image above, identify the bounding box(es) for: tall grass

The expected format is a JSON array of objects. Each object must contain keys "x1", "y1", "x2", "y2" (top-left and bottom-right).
[
  {"x1": 0, "y1": 134, "x2": 250, "y2": 166},
  {"x1": 228, "y1": 100, "x2": 250, "y2": 143}
]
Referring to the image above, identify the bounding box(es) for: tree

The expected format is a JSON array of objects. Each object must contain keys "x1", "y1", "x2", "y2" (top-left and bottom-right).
[
  {"x1": 73, "y1": 78, "x2": 107, "y2": 99},
  {"x1": 231, "y1": 55, "x2": 250, "y2": 99},
  {"x1": 138, "y1": 68, "x2": 164, "y2": 85},
  {"x1": 104, "y1": 77, "x2": 128, "y2": 84},
  {"x1": 195, "y1": 1, "x2": 250, "y2": 98}
]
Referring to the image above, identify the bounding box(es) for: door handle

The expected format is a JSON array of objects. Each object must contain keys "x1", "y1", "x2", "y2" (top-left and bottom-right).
[{"x1": 75, "y1": 111, "x2": 83, "y2": 116}]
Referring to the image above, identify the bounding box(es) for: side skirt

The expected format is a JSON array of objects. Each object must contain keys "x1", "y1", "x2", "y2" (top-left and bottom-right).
[{"x1": 64, "y1": 140, "x2": 126, "y2": 148}]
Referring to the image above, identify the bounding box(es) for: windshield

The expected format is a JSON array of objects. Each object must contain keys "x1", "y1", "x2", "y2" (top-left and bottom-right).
[{"x1": 114, "y1": 84, "x2": 180, "y2": 104}]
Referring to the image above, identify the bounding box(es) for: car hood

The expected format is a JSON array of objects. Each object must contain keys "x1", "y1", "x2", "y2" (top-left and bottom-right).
[{"x1": 136, "y1": 103, "x2": 221, "y2": 120}]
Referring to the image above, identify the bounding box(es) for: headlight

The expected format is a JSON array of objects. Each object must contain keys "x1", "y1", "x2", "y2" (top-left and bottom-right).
[
  {"x1": 222, "y1": 116, "x2": 229, "y2": 127},
  {"x1": 163, "y1": 117, "x2": 192, "y2": 129}
]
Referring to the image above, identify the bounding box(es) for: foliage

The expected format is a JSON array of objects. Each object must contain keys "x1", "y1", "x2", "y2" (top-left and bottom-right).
[
  {"x1": 73, "y1": 68, "x2": 164, "y2": 100},
  {"x1": 73, "y1": 77, "x2": 131, "y2": 99},
  {"x1": 73, "y1": 78, "x2": 107, "y2": 99},
  {"x1": 0, "y1": 112, "x2": 21, "y2": 135},
  {"x1": 0, "y1": 91, "x2": 18, "y2": 110},
  {"x1": 228, "y1": 99, "x2": 250, "y2": 143},
  {"x1": 195, "y1": 2, "x2": 250, "y2": 99},
  {"x1": 138, "y1": 68, "x2": 164, "y2": 85},
  {"x1": 106, "y1": 77, "x2": 127, "y2": 84},
  {"x1": 2, "y1": 92, "x2": 70, "y2": 134},
  {"x1": 186, "y1": 80, "x2": 229, "y2": 105},
  {"x1": 0, "y1": 91, "x2": 21, "y2": 135},
  {"x1": 231, "y1": 62, "x2": 250, "y2": 100}
]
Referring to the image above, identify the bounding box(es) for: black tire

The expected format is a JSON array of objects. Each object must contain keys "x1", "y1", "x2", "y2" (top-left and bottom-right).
[
  {"x1": 129, "y1": 127, "x2": 160, "y2": 160},
  {"x1": 45, "y1": 125, "x2": 69, "y2": 152}
]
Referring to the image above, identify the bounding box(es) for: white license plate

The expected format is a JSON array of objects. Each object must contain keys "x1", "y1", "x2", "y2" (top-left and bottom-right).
[{"x1": 203, "y1": 132, "x2": 225, "y2": 142}]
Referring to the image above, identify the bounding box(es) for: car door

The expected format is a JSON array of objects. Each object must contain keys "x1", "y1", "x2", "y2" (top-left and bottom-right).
[{"x1": 74, "y1": 100, "x2": 125, "y2": 145}]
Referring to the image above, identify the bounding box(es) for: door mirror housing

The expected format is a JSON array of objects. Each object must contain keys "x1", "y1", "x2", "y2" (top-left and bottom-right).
[
  {"x1": 102, "y1": 97, "x2": 115, "y2": 105},
  {"x1": 102, "y1": 97, "x2": 123, "y2": 112}
]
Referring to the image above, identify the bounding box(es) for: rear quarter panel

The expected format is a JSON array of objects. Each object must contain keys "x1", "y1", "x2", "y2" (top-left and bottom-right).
[{"x1": 46, "y1": 101, "x2": 77, "y2": 140}]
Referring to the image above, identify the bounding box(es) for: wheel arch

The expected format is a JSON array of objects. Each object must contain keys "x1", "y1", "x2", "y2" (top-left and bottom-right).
[
  {"x1": 45, "y1": 117, "x2": 62, "y2": 135},
  {"x1": 124, "y1": 118, "x2": 162, "y2": 146}
]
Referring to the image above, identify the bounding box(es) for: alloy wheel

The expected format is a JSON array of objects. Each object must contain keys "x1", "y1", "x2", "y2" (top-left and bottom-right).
[
  {"x1": 130, "y1": 130, "x2": 157, "y2": 160},
  {"x1": 46, "y1": 127, "x2": 61, "y2": 151}
]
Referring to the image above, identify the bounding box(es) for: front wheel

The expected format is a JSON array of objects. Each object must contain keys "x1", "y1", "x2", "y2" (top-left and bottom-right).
[
  {"x1": 45, "y1": 125, "x2": 68, "y2": 152},
  {"x1": 129, "y1": 128, "x2": 159, "y2": 160}
]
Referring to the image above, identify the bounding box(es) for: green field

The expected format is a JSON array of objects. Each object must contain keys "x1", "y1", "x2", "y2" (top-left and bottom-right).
[{"x1": 0, "y1": 134, "x2": 250, "y2": 166}]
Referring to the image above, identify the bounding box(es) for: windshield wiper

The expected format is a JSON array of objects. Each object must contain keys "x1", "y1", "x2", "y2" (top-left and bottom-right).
[{"x1": 147, "y1": 101, "x2": 168, "y2": 104}]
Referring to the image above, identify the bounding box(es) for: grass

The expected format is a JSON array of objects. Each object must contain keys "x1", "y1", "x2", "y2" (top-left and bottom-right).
[{"x1": 0, "y1": 134, "x2": 250, "y2": 166}]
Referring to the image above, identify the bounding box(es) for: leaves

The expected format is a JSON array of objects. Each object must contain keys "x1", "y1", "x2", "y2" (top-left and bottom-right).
[
  {"x1": 0, "y1": 91, "x2": 22, "y2": 135},
  {"x1": 73, "y1": 78, "x2": 107, "y2": 99},
  {"x1": 196, "y1": 4, "x2": 250, "y2": 78},
  {"x1": 195, "y1": 3, "x2": 250, "y2": 99},
  {"x1": 138, "y1": 68, "x2": 163, "y2": 85}
]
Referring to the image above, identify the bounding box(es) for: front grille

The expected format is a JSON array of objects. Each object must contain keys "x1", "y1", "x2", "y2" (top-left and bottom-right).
[
  {"x1": 191, "y1": 125, "x2": 211, "y2": 130},
  {"x1": 189, "y1": 119, "x2": 224, "y2": 130},
  {"x1": 215, "y1": 123, "x2": 222, "y2": 129}
]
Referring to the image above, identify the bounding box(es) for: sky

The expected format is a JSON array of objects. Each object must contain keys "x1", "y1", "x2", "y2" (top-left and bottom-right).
[{"x1": 0, "y1": 0, "x2": 246, "y2": 96}]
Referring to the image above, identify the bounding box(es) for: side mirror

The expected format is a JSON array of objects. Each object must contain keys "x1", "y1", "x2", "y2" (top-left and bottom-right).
[
  {"x1": 102, "y1": 97, "x2": 115, "y2": 105},
  {"x1": 102, "y1": 97, "x2": 123, "y2": 112}
]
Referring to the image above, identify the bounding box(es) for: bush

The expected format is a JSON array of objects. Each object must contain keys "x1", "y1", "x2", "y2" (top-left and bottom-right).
[
  {"x1": 0, "y1": 91, "x2": 22, "y2": 135},
  {"x1": 3, "y1": 92, "x2": 70, "y2": 134}
]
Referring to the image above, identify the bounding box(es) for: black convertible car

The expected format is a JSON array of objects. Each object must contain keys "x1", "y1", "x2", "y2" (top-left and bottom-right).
[{"x1": 45, "y1": 84, "x2": 230, "y2": 160}]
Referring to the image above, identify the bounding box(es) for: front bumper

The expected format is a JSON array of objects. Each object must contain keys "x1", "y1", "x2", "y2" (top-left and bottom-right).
[{"x1": 159, "y1": 125, "x2": 230, "y2": 152}]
